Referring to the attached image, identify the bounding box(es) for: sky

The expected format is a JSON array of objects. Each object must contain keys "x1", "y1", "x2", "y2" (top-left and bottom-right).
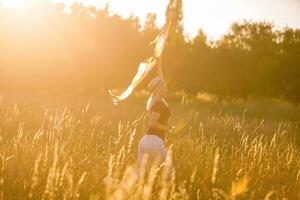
[{"x1": 3, "y1": 0, "x2": 300, "y2": 39}]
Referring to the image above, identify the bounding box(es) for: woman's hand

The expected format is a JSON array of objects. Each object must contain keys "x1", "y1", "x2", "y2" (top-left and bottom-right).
[{"x1": 167, "y1": 124, "x2": 176, "y2": 132}]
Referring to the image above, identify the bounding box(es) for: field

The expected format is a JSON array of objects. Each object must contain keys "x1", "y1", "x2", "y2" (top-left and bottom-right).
[{"x1": 0, "y1": 94, "x2": 300, "y2": 200}]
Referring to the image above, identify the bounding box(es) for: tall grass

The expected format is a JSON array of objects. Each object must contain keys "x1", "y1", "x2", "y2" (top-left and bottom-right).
[{"x1": 0, "y1": 95, "x2": 299, "y2": 199}]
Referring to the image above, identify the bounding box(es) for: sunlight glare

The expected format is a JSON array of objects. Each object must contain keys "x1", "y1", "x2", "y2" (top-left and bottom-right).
[{"x1": 1, "y1": 0, "x2": 26, "y2": 8}]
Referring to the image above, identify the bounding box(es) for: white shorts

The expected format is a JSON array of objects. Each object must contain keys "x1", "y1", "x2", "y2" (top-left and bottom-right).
[{"x1": 138, "y1": 135, "x2": 173, "y2": 172}]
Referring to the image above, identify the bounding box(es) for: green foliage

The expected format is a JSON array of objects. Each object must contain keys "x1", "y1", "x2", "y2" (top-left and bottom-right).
[{"x1": 0, "y1": 2, "x2": 299, "y2": 103}]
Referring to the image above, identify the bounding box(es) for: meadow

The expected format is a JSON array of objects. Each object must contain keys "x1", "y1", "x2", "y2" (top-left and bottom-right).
[{"x1": 0, "y1": 94, "x2": 300, "y2": 200}]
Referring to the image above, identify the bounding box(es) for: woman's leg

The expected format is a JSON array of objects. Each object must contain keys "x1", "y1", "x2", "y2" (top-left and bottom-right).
[
  {"x1": 138, "y1": 135, "x2": 174, "y2": 179},
  {"x1": 138, "y1": 135, "x2": 164, "y2": 167},
  {"x1": 157, "y1": 140, "x2": 174, "y2": 180}
]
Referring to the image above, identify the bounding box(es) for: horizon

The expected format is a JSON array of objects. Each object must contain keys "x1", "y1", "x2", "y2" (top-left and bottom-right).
[
  {"x1": 52, "y1": 0, "x2": 300, "y2": 40},
  {"x1": 1, "y1": 0, "x2": 300, "y2": 39}
]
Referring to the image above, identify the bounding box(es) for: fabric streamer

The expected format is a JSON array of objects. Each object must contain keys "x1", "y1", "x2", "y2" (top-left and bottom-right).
[
  {"x1": 108, "y1": 23, "x2": 170, "y2": 105},
  {"x1": 149, "y1": 23, "x2": 170, "y2": 58}
]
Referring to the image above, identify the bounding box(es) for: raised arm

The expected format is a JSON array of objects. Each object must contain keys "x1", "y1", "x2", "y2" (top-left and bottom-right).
[{"x1": 157, "y1": 58, "x2": 165, "y2": 80}]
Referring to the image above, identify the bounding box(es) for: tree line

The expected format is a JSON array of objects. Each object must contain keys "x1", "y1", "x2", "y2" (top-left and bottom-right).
[{"x1": 0, "y1": 1, "x2": 299, "y2": 103}]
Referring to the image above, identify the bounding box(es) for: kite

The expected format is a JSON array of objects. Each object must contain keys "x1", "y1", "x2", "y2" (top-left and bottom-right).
[{"x1": 108, "y1": 23, "x2": 170, "y2": 105}]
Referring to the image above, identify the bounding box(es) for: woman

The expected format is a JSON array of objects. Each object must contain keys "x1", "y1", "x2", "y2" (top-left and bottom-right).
[{"x1": 137, "y1": 60, "x2": 174, "y2": 176}]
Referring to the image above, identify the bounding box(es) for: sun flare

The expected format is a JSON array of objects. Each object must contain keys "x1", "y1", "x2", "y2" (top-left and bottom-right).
[{"x1": 1, "y1": 0, "x2": 26, "y2": 8}]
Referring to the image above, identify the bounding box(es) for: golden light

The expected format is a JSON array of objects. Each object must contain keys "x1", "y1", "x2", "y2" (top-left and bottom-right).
[{"x1": 1, "y1": 0, "x2": 26, "y2": 8}]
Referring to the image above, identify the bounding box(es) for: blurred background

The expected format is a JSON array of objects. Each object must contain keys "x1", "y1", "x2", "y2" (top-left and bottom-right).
[{"x1": 0, "y1": 0, "x2": 299, "y2": 103}]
